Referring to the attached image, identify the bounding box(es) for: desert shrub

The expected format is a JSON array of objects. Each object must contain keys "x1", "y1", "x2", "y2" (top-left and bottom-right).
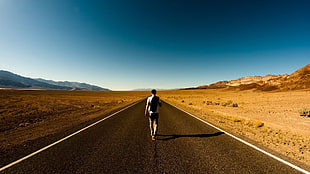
[
  {"x1": 231, "y1": 116, "x2": 242, "y2": 122},
  {"x1": 205, "y1": 100, "x2": 238, "y2": 107},
  {"x1": 232, "y1": 103, "x2": 239, "y2": 107},
  {"x1": 221, "y1": 102, "x2": 228, "y2": 107},
  {"x1": 298, "y1": 107, "x2": 310, "y2": 117},
  {"x1": 188, "y1": 103, "x2": 193, "y2": 105},
  {"x1": 206, "y1": 101, "x2": 213, "y2": 105},
  {"x1": 254, "y1": 121, "x2": 264, "y2": 127},
  {"x1": 221, "y1": 101, "x2": 238, "y2": 107},
  {"x1": 226, "y1": 100, "x2": 238, "y2": 107}
]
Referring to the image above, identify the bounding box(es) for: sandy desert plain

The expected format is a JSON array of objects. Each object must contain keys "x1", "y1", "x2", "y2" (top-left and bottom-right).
[
  {"x1": 0, "y1": 90, "x2": 149, "y2": 164},
  {"x1": 0, "y1": 89, "x2": 309, "y2": 167},
  {"x1": 159, "y1": 89, "x2": 310, "y2": 166}
]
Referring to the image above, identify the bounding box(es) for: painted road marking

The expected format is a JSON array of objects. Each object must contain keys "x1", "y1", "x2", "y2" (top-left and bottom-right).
[
  {"x1": 0, "y1": 100, "x2": 142, "y2": 172},
  {"x1": 165, "y1": 101, "x2": 310, "y2": 174}
]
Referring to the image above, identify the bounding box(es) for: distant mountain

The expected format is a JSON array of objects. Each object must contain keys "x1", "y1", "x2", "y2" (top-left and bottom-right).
[
  {"x1": 131, "y1": 88, "x2": 178, "y2": 91},
  {"x1": 0, "y1": 70, "x2": 72, "y2": 90},
  {"x1": 131, "y1": 88, "x2": 154, "y2": 91},
  {"x1": 197, "y1": 64, "x2": 310, "y2": 91},
  {"x1": 0, "y1": 70, "x2": 110, "y2": 91},
  {"x1": 36, "y1": 78, "x2": 110, "y2": 91}
]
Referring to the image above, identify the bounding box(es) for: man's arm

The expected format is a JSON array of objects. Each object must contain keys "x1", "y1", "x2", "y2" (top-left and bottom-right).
[
  {"x1": 145, "y1": 98, "x2": 149, "y2": 116},
  {"x1": 145, "y1": 104, "x2": 148, "y2": 116}
]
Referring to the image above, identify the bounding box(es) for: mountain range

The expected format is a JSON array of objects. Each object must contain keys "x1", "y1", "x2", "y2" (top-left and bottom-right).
[
  {"x1": 0, "y1": 70, "x2": 110, "y2": 91},
  {"x1": 1, "y1": 64, "x2": 309, "y2": 91},
  {"x1": 197, "y1": 64, "x2": 310, "y2": 91}
]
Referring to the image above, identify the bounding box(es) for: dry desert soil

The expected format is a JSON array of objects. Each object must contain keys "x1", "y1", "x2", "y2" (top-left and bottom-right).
[
  {"x1": 160, "y1": 89, "x2": 310, "y2": 166},
  {"x1": 1, "y1": 89, "x2": 309, "y2": 167},
  {"x1": 0, "y1": 90, "x2": 148, "y2": 155}
]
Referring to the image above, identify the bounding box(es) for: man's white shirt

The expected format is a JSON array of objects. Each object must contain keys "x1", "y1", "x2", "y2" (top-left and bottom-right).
[{"x1": 146, "y1": 96, "x2": 161, "y2": 114}]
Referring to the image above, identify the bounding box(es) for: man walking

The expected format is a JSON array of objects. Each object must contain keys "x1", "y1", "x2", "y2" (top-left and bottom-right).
[{"x1": 145, "y1": 89, "x2": 162, "y2": 140}]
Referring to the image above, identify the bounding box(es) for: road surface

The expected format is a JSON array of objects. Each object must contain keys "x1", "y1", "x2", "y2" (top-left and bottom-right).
[{"x1": 2, "y1": 100, "x2": 306, "y2": 173}]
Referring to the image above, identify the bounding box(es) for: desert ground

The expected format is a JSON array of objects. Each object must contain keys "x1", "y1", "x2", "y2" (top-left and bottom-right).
[
  {"x1": 159, "y1": 89, "x2": 310, "y2": 166},
  {"x1": 1, "y1": 89, "x2": 309, "y2": 167},
  {"x1": 0, "y1": 90, "x2": 148, "y2": 151}
]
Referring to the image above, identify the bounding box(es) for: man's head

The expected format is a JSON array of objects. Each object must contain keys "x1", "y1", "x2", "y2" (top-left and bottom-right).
[{"x1": 151, "y1": 89, "x2": 157, "y2": 95}]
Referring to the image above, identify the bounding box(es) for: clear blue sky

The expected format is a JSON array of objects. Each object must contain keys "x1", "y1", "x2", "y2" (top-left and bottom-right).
[{"x1": 0, "y1": 0, "x2": 309, "y2": 90}]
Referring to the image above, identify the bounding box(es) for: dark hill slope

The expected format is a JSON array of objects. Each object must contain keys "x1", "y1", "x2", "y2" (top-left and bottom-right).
[{"x1": 0, "y1": 70, "x2": 110, "y2": 91}]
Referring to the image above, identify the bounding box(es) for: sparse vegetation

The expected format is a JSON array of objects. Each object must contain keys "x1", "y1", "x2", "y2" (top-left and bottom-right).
[
  {"x1": 204, "y1": 100, "x2": 238, "y2": 107},
  {"x1": 231, "y1": 116, "x2": 241, "y2": 122},
  {"x1": 298, "y1": 107, "x2": 310, "y2": 117},
  {"x1": 160, "y1": 89, "x2": 310, "y2": 165},
  {"x1": 254, "y1": 121, "x2": 264, "y2": 127},
  {"x1": 0, "y1": 90, "x2": 148, "y2": 149}
]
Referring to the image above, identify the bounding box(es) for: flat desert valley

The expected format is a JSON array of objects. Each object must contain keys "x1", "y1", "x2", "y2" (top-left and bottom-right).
[
  {"x1": 160, "y1": 89, "x2": 310, "y2": 166},
  {"x1": 1, "y1": 89, "x2": 309, "y2": 166}
]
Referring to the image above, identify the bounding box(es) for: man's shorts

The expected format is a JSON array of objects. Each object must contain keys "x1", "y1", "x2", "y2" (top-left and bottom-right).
[{"x1": 149, "y1": 113, "x2": 159, "y2": 120}]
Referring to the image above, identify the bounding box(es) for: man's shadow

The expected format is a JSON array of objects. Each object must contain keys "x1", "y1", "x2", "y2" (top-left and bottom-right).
[{"x1": 156, "y1": 132, "x2": 224, "y2": 141}]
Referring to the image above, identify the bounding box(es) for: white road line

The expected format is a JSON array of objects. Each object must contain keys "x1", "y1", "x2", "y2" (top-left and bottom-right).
[
  {"x1": 165, "y1": 101, "x2": 310, "y2": 174},
  {"x1": 0, "y1": 100, "x2": 142, "y2": 172}
]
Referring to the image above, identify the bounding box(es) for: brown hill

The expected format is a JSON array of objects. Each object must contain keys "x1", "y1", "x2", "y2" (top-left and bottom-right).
[
  {"x1": 198, "y1": 64, "x2": 310, "y2": 91},
  {"x1": 197, "y1": 81, "x2": 229, "y2": 89},
  {"x1": 277, "y1": 64, "x2": 310, "y2": 90}
]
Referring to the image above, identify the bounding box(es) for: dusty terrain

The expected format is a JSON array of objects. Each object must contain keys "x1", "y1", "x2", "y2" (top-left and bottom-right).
[
  {"x1": 1, "y1": 89, "x2": 309, "y2": 168},
  {"x1": 0, "y1": 90, "x2": 148, "y2": 151},
  {"x1": 160, "y1": 89, "x2": 310, "y2": 166}
]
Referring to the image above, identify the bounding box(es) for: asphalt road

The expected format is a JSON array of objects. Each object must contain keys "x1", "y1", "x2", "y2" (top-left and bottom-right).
[{"x1": 2, "y1": 100, "x2": 305, "y2": 173}]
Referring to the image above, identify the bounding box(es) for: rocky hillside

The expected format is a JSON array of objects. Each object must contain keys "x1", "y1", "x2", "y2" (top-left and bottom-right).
[{"x1": 197, "y1": 64, "x2": 310, "y2": 91}]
